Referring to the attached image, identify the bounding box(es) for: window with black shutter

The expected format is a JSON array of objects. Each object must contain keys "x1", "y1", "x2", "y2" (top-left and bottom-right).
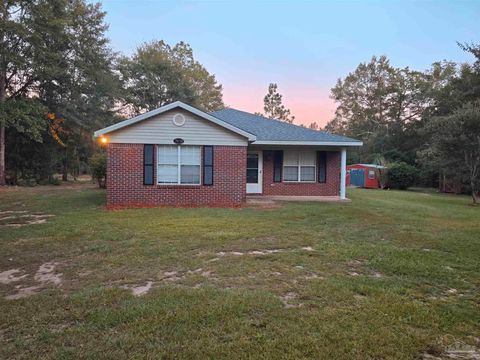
[
  {"x1": 203, "y1": 146, "x2": 213, "y2": 186},
  {"x1": 144, "y1": 144, "x2": 154, "y2": 185},
  {"x1": 317, "y1": 151, "x2": 327, "y2": 183},
  {"x1": 273, "y1": 150, "x2": 283, "y2": 182}
]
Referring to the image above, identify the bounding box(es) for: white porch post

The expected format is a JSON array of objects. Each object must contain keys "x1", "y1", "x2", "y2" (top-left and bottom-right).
[{"x1": 340, "y1": 147, "x2": 347, "y2": 200}]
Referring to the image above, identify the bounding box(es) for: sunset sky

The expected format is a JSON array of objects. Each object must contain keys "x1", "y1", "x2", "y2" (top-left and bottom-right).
[{"x1": 98, "y1": 0, "x2": 479, "y2": 126}]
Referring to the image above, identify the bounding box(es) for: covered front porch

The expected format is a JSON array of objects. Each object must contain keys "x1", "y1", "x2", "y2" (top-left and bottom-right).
[{"x1": 245, "y1": 145, "x2": 348, "y2": 200}]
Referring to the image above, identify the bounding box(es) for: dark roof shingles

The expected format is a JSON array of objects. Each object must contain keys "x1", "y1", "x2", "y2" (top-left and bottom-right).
[{"x1": 209, "y1": 108, "x2": 359, "y2": 143}]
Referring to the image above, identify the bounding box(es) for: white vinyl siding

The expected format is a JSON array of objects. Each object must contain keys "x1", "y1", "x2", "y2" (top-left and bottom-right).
[
  {"x1": 283, "y1": 150, "x2": 316, "y2": 182},
  {"x1": 157, "y1": 145, "x2": 201, "y2": 185},
  {"x1": 108, "y1": 109, "x2": 247, "y2": 146}
]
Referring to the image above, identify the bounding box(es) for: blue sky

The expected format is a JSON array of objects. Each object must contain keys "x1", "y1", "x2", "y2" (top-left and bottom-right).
[{"x1": 97, "y1": 0, "x2": 480, "y2": 125}]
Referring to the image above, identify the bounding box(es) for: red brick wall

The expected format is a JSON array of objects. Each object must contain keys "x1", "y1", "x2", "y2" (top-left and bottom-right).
[
  {"x1": 261, "y1": 150, "x2": 340, "y2": 196},
  {"x1": 107, "y1": 144, "x2": 247, "y2": 207}
]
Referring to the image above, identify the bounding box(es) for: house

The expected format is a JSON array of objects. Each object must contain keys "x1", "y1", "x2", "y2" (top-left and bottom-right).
[
  {"x1": 94, "y1": 101, "x2": 362, "y2": 208},
  {"x1": 347, "y1": 164, "x2": 386, "y2": 189}
]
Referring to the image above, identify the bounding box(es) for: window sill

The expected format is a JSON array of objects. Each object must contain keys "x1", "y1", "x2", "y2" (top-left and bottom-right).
[
  {"x1": 282, "y1": 181, "x2": 317, "y2": 184},
  {"x1": 155, "y1": 184, "x2": 202, "y2": 188}
]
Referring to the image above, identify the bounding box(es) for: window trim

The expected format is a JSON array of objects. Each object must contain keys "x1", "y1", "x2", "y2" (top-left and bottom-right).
[
  {"x1": 157, "y1": 145, "x2": 202, "y2": 186},
  {"x1": 282, "y1": 150, "x2": 317, "y2": 183}
]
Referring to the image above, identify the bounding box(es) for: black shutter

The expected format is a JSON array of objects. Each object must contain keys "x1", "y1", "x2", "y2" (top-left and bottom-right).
[
  {"x1": 273, "y1": 150, "x2": 283, "y2": 182},
  {"x1": 317, "y1": 151, "x2": 327, "y2": 183},
  {"x1": 144, "y1": 144, "x2": 154, "y2": 185},
  {"x1": 203, "y1": 146, "x2": 213, "y2": 186}
]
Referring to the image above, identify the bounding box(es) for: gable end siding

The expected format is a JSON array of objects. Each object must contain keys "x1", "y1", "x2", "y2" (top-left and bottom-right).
[{"x1": 108, "y1": 109, "x2": 248, "y2": 146}]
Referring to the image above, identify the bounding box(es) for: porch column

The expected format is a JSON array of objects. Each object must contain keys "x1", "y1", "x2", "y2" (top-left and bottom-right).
[{"x1": 340, "y1": 147, "x2": 347, "y2": 200}]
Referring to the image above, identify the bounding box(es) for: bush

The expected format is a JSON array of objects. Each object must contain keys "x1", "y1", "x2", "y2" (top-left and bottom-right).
[
  {"x1": 89, "y1": 152, "x2": 106, "y2": 188},
  {"x1": 387, "y1": 162, "x2": 417, "y2": 190},
  {"x1": 17, "y1": 178, "x2": 37, "y2": 187}
]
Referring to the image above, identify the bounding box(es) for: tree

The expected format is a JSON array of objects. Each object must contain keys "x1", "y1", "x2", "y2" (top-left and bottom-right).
[
  {"x1": 423, "y1": 102, "x2": 480, "y2": 204},
  {"x1": 38, "y1": 0, "x2": 121, "y2": 181},
  {"x1": 387, "y1": 162, "x2": 417, "y2": 190},
  {"x1": 308, "y1": 122, "x2": 319, "y2": 130},
  {"x1": 118, "y1": 40, "x2": 224, "y2": 115},
  {"x1": 0, "y1": 1, "x2": 50, "y2": 185},
  {"x1": 0, "y1": 0, "x2": 120, "y2": 185},
  {"x1": 89, "y1": 152, "x2": 106, "y2": 188},
  {"x1": 326, "y1": 56, "x2": 456, "y2": 166},
  {"x1": 261, "y1": 83, "x2": 295, "y2": 123}
]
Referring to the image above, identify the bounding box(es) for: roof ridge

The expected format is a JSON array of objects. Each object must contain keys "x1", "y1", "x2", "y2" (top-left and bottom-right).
[{"x1": 212, "y1": 107, "x2": 331, "y2": 135}]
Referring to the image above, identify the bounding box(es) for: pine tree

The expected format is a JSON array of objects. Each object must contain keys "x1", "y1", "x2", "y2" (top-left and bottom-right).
[{"x1": 261, "y1": 83, "x2": 295, "y2": 123}]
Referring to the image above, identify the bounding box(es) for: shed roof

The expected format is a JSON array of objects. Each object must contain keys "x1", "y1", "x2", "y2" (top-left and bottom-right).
[{"x1": 349, "y1": 164, "x2": 387, "y2": 169}]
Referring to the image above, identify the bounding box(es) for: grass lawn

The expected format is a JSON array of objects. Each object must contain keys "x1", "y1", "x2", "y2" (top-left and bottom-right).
[{"x1": 1, "y1": 184, "x2": 479, "y2": 359}]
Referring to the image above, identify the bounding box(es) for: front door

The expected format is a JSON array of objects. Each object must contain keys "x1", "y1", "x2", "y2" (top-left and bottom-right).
[{"x1": 246, "y1": 151, "x2": 263, "y2": 194}]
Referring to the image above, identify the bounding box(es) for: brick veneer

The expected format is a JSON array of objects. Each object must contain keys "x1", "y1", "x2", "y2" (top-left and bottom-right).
[
  {"x1": 261, "y1": 150, "x2": 341, "y2": 196},
  {"x1": 107, "y1": 144, "x2": 247, "y2": 208}
]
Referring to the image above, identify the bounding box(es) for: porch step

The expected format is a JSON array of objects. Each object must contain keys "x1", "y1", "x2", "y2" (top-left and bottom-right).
[{"x1": 246, "y1": 195, "x2": 350, "y2": 203}]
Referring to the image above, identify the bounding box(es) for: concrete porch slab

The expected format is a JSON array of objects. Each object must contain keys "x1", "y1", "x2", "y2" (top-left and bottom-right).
[{"x1": 246, "y1": 195, "x2": 350, "y2": 204}]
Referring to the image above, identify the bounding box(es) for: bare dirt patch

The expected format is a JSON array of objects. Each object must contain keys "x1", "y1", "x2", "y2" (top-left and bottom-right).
[
  {"x1": 422, "y1": 341, "x2": 480, "y2": 359},
  {"x1": 279, "y1": 292, "x2": 303, "y2": 309},
  {"x1": 4, "y1": 262, "x2": 62, "y2": 300},
  {"x1": 0, "y1": 211, "x2": 54, "y2": 227},
  {"x1": 0, "y1": 269, "x2": 28, "y2": 284},
  {"x1": 346, "y1": 259, "x2": 383, "y2": 278},
  {"x1": 215, "y1": 246, "x2": 315, "y2": 257},
  {"x1": 122, "y1": 281, "x2": 154, "y2": 297}
]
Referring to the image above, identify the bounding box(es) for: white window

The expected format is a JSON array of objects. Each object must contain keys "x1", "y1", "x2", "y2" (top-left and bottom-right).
[
  {"x1": 283, "y1": 150, "x2": 316, "y2": 182},
  {"x1": 368, "y1": 169, "x2": 375, "y2": 179},
  {"x1": 157, "y1": 145, "x2": 201, "y2": 185}
]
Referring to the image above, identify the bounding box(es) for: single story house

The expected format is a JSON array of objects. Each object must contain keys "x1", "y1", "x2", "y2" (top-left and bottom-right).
[
  {"x1": 94, "y1": 101, "x2": 362, "y2": 207},
  {"x1": 347, "y1": 164, "x2": 386, "y2": 189}
]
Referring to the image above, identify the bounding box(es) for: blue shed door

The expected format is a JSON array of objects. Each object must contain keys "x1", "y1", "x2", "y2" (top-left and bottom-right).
[{"x1": 350, "y1": 168, "x2": 365, "y2": 187}]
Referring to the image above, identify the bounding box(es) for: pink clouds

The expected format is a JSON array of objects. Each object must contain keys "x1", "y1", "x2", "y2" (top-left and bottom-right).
[{"x1": 222, "y1": 83, "x2": 337, "y2": 127}]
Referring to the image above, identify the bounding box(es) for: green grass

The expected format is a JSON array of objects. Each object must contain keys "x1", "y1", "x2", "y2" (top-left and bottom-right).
[{"x1": 0, "y1": 184, "x2": 479, "y2": 359}]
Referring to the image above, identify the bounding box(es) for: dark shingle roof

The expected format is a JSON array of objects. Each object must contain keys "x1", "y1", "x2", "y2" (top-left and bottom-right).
[{"x1": 209, "y1": 108, "x2": 360, "y2": 143}]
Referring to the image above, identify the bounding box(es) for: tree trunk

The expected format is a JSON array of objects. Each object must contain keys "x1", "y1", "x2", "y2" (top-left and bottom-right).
[
  {"x1": 0, "y1": 3, "x2": 6, "y2": 186},
  {"x1": 0, "y1": 75, "x2": 5, "y2": 186},
  {"x1": 0, "y1": 125, "x2": 5, "y2": 186},
  {"x1": 62, "y1": 146, "x2": 68, "y2": 181},
  {"x1": 472, "y1": 179, "x2": 478, "y2": 205}
]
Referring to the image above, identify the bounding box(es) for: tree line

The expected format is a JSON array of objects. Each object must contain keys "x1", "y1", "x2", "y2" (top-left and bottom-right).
[
  {"x1": 1, "y1": 1, "x2": 478, "y2": 203},
  {"x1": 0, "y1": 0, "x2": 223, "y2": 185},
  {"x1": 324, "y1": 47, "x2": 480, "y2": 203}
]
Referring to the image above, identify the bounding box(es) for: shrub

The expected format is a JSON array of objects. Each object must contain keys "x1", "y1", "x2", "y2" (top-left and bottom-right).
[
  {"x1": 387, "y1": 162, "x2": 417, "y2": 190},
  {"x1": 89, "y1": 153, "x2": 107, "y2": 188}
]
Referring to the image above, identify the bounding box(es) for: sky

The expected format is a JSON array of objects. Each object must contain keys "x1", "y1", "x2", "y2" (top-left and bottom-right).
[{"x1": 97, "y1": 0, "x2": 479, "y2": 126}]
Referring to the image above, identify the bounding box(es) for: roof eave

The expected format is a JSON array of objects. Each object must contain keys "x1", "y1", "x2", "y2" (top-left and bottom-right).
[
  {"x1": 93, "y1": 101, "x2": 257, "y2": 141},
  {"x1": 251, "y1": 140, "x2": 363, "y2": 147}
]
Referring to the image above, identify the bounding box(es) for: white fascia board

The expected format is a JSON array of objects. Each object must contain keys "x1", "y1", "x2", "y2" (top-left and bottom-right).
[
  {"x1": 252, "y1": 140, "x2": 363, "y2": 147},
  {"x1": 93, "y1": 101, "x2": 257, "y2": 141}
]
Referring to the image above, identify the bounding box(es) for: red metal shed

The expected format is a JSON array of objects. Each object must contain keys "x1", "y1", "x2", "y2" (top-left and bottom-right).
[{"x1": 346, "y1": 164, "x2": 385, "y2": 189}]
